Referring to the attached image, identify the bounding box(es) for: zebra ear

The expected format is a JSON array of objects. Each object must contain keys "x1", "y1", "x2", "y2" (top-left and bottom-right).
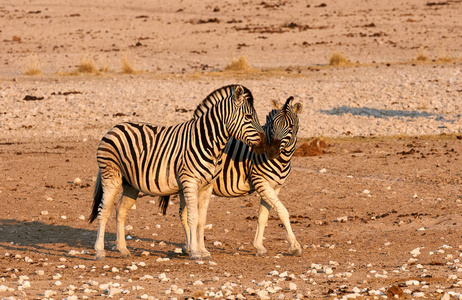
[
  {"x1": 234, "y1": 85, "x2": 245, "y2": 106},
  {"x1": 271, "y1": 99, "x2": 282, "y2": 110},
  {"x1": 284, "y1": 96, "x2": 294, "y2": 108},
  {"x1": 293, "y1": 103, "x2": 303, "y2": 114}
]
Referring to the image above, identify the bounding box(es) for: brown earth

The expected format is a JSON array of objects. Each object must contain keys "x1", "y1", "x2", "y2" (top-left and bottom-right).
[
  {"x1": 1, "y1": 135, "x2": 462, "y2": 299},
  {"x1": 2, "y1": 0, "x2": 462, "y2": 299}
]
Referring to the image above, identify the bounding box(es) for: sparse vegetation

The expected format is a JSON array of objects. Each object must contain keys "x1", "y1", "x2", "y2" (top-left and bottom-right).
[
  {"x1": 77, "y1": 57, "x2": 97, "y2": 73},
  {"x1": 24, "y1": 56, "x2": 42, "y2": 75},
  {"x1": 416, "y1": 54, "x2": 428, "y2": 62},
  {"x1": 122, "y1": 54, "x2": 136, "y2": 74},
  {"x1": 329, "y1": 53, "x2": 350, "y2": 66},
  {"x1": 437, "y1": 56, "x2": 454, "y2": 63},
  {"x1": 224, "y1": 56, "x2": 251, "y2": 71}
]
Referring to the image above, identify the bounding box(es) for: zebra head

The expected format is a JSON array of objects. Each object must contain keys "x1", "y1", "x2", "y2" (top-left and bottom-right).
[
  {"x1": 267, "y1": 96, "x2": 303, "y2": 159},
  {"x1": 227, "y1": 85, "x2": 268, "y2": 154}
]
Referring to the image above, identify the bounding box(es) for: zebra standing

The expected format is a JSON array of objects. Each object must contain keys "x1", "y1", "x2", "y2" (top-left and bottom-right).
[
  {"x1": 88, "y1": 85, "x2": 268, "y2": 260},
  {"x1": 160, "y1": 96, "x2": 303, "y2": 256}
]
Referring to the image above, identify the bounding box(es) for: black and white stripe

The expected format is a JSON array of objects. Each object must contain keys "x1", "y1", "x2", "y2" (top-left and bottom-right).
[
  {"x1": 160, "y1": 96, "x2": 303, "y2": 256},
  {"x1": 89, "y1": 84, "x2": 267, "y2": 260}
]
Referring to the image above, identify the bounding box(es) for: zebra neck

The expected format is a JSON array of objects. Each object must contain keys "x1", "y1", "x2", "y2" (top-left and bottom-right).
[
  {"x1": 192, "y1": 105, "x2": 230, "y2": 159},
  {"x1": 278, "y1": 139, "x2": 297, "y2": 163}
]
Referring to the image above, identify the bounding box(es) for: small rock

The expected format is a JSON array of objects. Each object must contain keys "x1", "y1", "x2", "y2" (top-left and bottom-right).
[
  {"x1": 387, "y1": 285, "x2": 404, "y2": 298},
  {"x1": 410, "y1": 247, "x2": 421, "y2": 256}
]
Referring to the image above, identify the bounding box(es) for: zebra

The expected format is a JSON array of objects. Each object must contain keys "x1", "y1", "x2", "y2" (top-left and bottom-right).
[
  {"x1": 88, "y1": 84, "x2": 268, "y2": 260},
  {"x1": 159, "y1": 96, "x2": 303, "y2": 256}
]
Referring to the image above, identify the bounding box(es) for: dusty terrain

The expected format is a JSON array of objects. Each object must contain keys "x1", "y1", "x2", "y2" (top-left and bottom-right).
[{"x1": 1, "y1": 0, "x2": 462, "y2": 299}]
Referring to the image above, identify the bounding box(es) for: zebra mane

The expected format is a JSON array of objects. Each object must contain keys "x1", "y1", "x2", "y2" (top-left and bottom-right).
[
  {"x1": 263, "y1": 109, "x2": 278, "y2": 138},
  {"x1": 193, "y1": 84, "x2": 254, "y2": 119}
]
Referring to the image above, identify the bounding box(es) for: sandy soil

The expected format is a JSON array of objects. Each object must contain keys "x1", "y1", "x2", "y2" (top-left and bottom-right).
[
  {"x1": 1, "y1": 0, "x2": 462, "y2": 299},
  {"x1": 1, "y1": 136, "x2": 462, "y2": 299}
]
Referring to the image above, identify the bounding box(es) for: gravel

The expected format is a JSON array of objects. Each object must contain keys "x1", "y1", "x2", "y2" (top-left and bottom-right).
[{"x1": 1, "y1": 64, "x2": 461, "y2": 143}]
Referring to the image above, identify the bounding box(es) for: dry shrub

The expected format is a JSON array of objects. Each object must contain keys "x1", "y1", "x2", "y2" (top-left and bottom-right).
[
  {"x1": 224, "y1": 56, "x2": 250, "y2": 71},
  {"x1": 437, "y1": 56, "x2": 454, "y2": 63},
  {"x1": 416, "y1": 54, "x2": 428, "y2": 62},
  {"x1": 77, "y1": 57, "x2": 97, "y2": 73},
  {"x1": 122, "y1": 54, "x2": 135, "y2": 74},
  {"x1": 329, "y1": 53, "x2": 350, "y2": 66},
  {"x1": 24, "y1": 57, "x2": 41, "y2": 75}
]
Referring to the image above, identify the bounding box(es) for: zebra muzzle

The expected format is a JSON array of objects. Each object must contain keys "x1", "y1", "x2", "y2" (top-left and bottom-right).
[
  {"x1": 252, "y1": 131, "x2": 268, "y2": 155},
  {"x1": 267, "y1": 137, "x2": 281, "y2": 159}
]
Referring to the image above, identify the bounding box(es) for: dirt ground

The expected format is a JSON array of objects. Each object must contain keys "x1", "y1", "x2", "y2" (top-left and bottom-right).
[
  {"x1": 1, "y1": 135, "x2": 462, "y2": 299},
  {"x1": 2, "y1": 0, "x2": 462, "y2": 299}
]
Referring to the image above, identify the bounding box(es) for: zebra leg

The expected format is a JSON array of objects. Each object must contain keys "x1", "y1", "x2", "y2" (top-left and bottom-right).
[
  {"x1": 182, "y1": 181, "x2": 201, "y2": 260},
  {"x1": 115, "y1": 184, "x2": 138, "y2": 258},
  {"x1": 179, "y1": 193, "x2": 190, "y2": 255},
  {"x1": 254, "y1": 199, "x2": 271, "y2": 256},
  {"x1": 197, "y1": 184, "x2": 213, "y2": 259},
  {"x1": 257, "y1": 184, "x2": 302, "y2": 256},
  {"x1": 94, "y1": 168, "x2": 122, "y2": 260}
]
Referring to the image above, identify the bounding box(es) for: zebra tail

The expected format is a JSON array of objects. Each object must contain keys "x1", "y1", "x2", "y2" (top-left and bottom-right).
[
  {"x1": 158, "y1": 196, "x2": 170, "y2": 215},
  {"x1": 88, "y1": 170, "x2": 103, "y2": 223}
]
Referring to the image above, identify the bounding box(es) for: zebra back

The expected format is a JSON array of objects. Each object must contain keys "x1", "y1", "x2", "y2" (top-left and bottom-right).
[{"x1": 193, "y1": 85, "x2": 254, "y2": 119}]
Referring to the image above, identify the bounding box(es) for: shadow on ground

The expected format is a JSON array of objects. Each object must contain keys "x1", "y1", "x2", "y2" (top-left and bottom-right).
[{"x1": 320, "y1": 106, "x2": 459, "y2": 123}]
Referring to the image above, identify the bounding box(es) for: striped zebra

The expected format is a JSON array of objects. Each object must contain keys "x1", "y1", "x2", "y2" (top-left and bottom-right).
[
  {"x1": 160, "y1": 96, "x2": 303, "y2": 256},
  {"x1": 88, "y1": 85, "x2": 268, "y2": 260}
]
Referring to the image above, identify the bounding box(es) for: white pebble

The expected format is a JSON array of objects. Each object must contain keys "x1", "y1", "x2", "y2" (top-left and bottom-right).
[
  {"x1": 74, "y1": 178, "x2": 82, "y2": 184},
  {"x1": 204, "y1": 224, "x2": 213, "y2": 230},
  {"x1": 193, "y1": 280, "x2": 203, "y2": 286},
  {"x1": 55, "y1": 280, "x2": 62, "y2": 286},
  {"x1": 410, "y1": 247, "x2": 421, "y2": 256},
  {"x1": 41, "y1": 210, "x2": 49, "y2": 215},
  {"x1": 289, "y1": 282, "x2": 297, "y2": 290},
  {"x1": 269, "y1": 270, "x2": 279, "y2": 276},
  {"x1": 318, "y1": 168, "x2": 327, "y2": 173}
]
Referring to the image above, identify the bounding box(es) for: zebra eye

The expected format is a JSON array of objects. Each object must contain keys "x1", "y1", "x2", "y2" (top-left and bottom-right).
[{"x1": 244, "y1": 114, "x2": 253, "y2": 121}]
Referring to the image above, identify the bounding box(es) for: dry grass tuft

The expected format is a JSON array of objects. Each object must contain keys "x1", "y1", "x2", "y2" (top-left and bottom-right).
[
  {"x1": 24, "y1": 56, "x2": 41, "y2": 75},
  {"x1": 329, "y1": 53, "x2": 350, "y2": 66},
  {"x1": 436, "y1": 56, "x2": 454, "y2": 63},
  {"x1": 416, "y1": 54, "x2": 428, "y2": 62},
  {"x1": 121, "y1": 54, "x2": 136, "y2": 74},
  {"x1": 77, "y1": 57, "x2": 97, "y2": 73},
  {"x1": 224, "y1": 56, "x2": 251, "y2": 71},
  {"x1": 24, "y1": 67, "x2": 41, "y2": 76}
]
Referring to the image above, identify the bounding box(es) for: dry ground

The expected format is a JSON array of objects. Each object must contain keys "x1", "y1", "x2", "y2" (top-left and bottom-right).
[
  {"x1": 2, "y1": 0, "x2": 462, "y2": 299},
  {"x1": 1, "y1": 135, "x2": 462, "y2": 299}
]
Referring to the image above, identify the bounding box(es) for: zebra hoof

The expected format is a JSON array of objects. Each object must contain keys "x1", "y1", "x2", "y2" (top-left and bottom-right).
[
  {"x1": 190, "y1": 251, "x2": 202, "y2": 260},
  {"x1": 289, "y1": 248, "x2": 302, "y2": 256},
  {"x1": 255, "y1": 250, "x2": 268, "y2": 257},
  {"x1": 201, "y1": 252, "x2": 212, "y2": 260},
  {"x1": 120, "y1": 250, "x2": 131, "y2": 259},
  {"x1": 182, "y1": 246, "x2": 190, "y2": 255},
  {"x1": 95, "y1": 252, "x2": 106, "y2": 261}
]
